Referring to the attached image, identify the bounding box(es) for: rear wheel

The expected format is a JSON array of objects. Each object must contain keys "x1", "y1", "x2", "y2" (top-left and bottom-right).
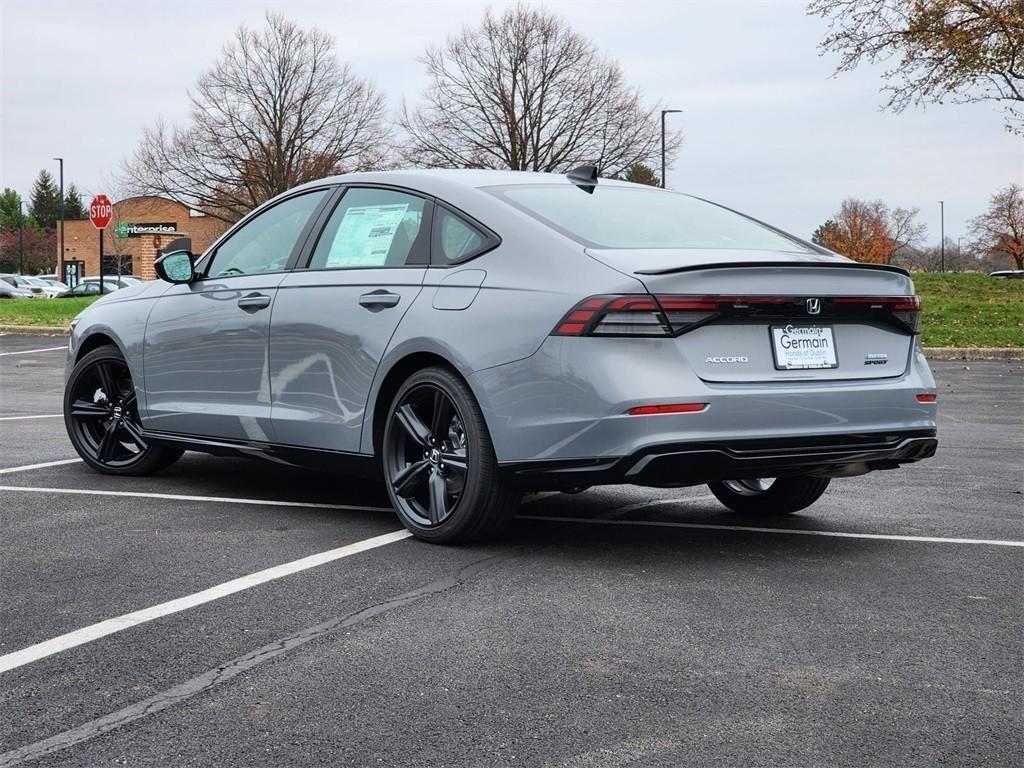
[
  {"x1": 708, "y1": 475, "x2": 830, "y2": 515},
  {"x1": 382, "y1": 367, "x2": 519, "y2": 543},
  {"x1": 64, "y1": 344, "x2": 183, "y2": 475}
]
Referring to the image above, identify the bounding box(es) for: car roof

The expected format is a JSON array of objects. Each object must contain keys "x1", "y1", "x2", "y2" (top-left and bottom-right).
[{"x1": 290, "y1": 168, "x2": 639, "y2": 199}]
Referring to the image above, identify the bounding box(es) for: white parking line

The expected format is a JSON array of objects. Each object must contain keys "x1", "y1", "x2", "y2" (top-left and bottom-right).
[
  {"x1": 0, "y1": 345, "x2": 67, "y2": 357},
  {"x1": 0, "y1": 458, "x2": 82, "y2": 474},
  {"x1": 520, "y1": 515, "x2": 1024, "y2": 548},
  {"x1": 0, "y1": 529, "x2": 412, "y2": 675},
  {"x1": 0, "y1": 413, "x2": 63, "y2": 421},
  {"x1": 0, "y1": 484, "x2": 393, "y2": 512}
]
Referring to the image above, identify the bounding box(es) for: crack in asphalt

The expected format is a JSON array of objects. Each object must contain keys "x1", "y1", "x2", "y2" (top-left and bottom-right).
[{"x1": 0, "y1": 553, "x2": 511, "y2": 767}]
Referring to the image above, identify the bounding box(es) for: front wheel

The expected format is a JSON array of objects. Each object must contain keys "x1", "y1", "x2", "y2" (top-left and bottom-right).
[
  {"x1": 707, "y1": 476, "x2": 830, "y2": 516},
  {"x1": 382, "y1": 366, "x2": 519, "y2": 543},
  {"x1": 64, "y1": 344, "x2": 183, "y2": 475}
]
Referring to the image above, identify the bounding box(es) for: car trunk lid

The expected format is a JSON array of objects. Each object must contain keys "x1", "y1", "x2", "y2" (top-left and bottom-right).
[{"x1": 585, "y1": 248, "x2": 918, "y2": 383}]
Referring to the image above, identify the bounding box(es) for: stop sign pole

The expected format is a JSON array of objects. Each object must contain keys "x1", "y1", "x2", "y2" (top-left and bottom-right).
[{"x1": 89, "y1": 195, "x2": 113, "y2": 293}]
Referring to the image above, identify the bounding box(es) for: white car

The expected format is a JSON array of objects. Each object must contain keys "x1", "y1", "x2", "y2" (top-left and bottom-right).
[
  {"x1": 80, "y1": 276, "x2": 140, "y2": 291},
  {"x1": 22, "y1": 276, "x2": 67, "y2": 298}
]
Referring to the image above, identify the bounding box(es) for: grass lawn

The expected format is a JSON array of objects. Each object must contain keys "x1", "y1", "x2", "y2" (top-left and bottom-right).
[
  {"x1": 914, "y1": 273, "x2": 1023, "y2": 348},
  {"x1": 0, "y1": 297, "x2": 99, "y2": 327},
  {"x1": 0, "y1": 274, "x2": 1020, "y2": 347}
]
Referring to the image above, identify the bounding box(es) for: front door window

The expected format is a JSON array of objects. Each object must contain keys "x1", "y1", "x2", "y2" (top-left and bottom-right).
[{"x1": 206, "y1": 190, "x2": 328, "y2": 277}]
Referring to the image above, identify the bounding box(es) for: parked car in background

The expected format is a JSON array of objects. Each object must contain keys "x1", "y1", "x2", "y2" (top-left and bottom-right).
[
  {"x1": 60, "y1": 281, "x2": 118, "y2": 297},
  {"x1": 63, "y1": 168, "x2": 938, "y2": 543},
  {"x1": 1, "y1": 274, "x2": 48, "y2": 297},
  {"x1": 989, "y1": 270, "x2": 1024, "y2": 279},
  {"x1": 0, "y1": 280, "x2": 34, "y2": 299},
  {"x1": 38, "y1": 277, "x2": 71, "y2": 292},
  {"x1": 21, "y1": 276, "x2": 68, "y2": 298},
  {"x1": 80, "y1": 276, "x2": 140, "y2": 291}
]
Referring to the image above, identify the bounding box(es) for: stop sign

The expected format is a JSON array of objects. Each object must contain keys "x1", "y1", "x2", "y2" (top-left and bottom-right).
[{"x1": 89, "y1": 194, "x2": 113, "y2": 230}]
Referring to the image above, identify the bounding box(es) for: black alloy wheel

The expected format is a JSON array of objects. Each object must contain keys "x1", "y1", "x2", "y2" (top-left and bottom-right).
[
  {"x1": 64, "y1": 344, "x2": 182, "y2": 475},
  {"x1": 386, "y1": 382, "x2": 468, "y2": 527},
  {"x1": 383, "y1": 367, "x2": 518, "y2": 543}
]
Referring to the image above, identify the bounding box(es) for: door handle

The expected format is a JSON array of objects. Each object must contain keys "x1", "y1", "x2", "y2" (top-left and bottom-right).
[
  {"x1": 358, "y1": 290, "x2": 401, "y2": 310},
  {"x1": 237, "y1": 292, "x2": 271, "y2": 311}
]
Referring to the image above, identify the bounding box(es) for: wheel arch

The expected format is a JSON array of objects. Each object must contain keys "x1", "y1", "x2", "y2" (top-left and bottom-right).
[
  {"x1": 75, "y1": 331, "x2": 121, "y2": 362},
  {"x1": 365, "y1": 349, "x2": 484, "y2": 458}
]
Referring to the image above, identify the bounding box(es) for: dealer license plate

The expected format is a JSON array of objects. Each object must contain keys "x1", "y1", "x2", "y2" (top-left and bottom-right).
[{"x1": 770, "y1": 325, "x2": 839, "y2": 370}]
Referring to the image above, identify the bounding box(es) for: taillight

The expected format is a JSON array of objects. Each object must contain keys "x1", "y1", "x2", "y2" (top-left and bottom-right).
[
  {"x1": 652, "y1": 297, "x2": 718, "y2": 333},
  {"x1": 833, "y1": 295, "x2": 921, "y2": 332},
  {"x1": 552, "y1": 295, "x2": 671, "y2": 337},
  {"x1": 552, "y1": 294, "x2": 922, "y2": 337}
]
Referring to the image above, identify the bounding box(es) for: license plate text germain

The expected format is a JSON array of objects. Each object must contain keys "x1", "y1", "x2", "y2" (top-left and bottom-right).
[{"x1": 777, "y1": 324, "x2": 830, "y2": 352}]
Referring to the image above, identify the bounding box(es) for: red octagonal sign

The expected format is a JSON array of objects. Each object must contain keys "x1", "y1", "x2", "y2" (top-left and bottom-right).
[{"x1": 89, "y1": 194, "x2": 113, "y2": 230}]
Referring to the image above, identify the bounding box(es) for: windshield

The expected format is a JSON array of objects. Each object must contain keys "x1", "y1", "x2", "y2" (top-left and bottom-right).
[{"x1": 487, "y1": 184, "x2": 812, "y2": 252}]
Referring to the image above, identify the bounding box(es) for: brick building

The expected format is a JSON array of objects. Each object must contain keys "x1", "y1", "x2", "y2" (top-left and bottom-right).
[{"x1": 58, "y1": 196, "x2": 228, "y2": 281}]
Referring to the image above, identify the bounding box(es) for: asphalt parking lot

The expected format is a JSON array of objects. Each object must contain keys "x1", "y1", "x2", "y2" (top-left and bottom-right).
[{"x1": 0, "y1": 333, "x2": 1021, "y2": 767}]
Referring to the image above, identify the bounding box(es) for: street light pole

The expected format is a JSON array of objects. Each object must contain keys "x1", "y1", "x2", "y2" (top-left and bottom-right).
[
  {"x1": 939, "y1": 200, "x2": 945, "y2": 272},
  {"x1": 54, "y1": 157, "x2": 64, "y2": 281},
  {"x1": 18, "y1": 199, "x2": 25, "y2": 275},
  {"x1": 660, "y1": 109, "x2": 681, "y2": 189}
]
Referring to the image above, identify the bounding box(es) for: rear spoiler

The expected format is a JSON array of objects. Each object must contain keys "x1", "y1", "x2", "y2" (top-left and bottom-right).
[{"x1": 634, "y1": 261, "x2": 911, "y2": 277}]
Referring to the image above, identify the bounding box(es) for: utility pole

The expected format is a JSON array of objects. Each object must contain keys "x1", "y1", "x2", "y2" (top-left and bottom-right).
[
  {"x1": 18, "y1": 199, "x2": 25, "y2": 275},
  {"x1": 54, "y1": 157, "x2": 65, "y2": 281},
  {"x1": 939, "y1": 200, "x2": 945, "y2": 273},
  {"x1": 660, "y1": 109, "x2": 681, "y2": 189}
]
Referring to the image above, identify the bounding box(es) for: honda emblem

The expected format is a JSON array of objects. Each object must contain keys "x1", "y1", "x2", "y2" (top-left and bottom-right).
[{"x1": 806, "y1": 298, "x2": 821, "y2": 315}]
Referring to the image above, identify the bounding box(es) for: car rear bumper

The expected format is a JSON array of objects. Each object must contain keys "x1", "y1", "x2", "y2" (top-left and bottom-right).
[
  {"x1": 472, "y1": 336, "x2": 938, "y2": 465},
  {"x1": 503, "y1": 430, "x2": 938, "y2": 490}
]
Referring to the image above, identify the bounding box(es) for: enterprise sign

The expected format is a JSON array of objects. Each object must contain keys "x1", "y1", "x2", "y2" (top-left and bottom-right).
[{"x1": 115, "y1": 222, "x2": 177, "y2": 238}]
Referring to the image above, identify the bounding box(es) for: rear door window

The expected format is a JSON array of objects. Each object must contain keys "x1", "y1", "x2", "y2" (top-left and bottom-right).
[{"x1": 308, "y1": 188, "x2": 430, "y2": 270}]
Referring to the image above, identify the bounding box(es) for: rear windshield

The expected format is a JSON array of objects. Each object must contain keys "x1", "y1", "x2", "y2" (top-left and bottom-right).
[{"x1": 487, "y1": 184, "x2": 812, "y2": 252}]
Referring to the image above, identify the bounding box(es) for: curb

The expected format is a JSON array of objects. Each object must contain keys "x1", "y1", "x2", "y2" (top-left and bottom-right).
[
  {"x1": 923, "y1": 347, "x2": 1023, "y2": 362},
  {"x1": 0, "y1": 325, "x2": 69, "y2": 337}
]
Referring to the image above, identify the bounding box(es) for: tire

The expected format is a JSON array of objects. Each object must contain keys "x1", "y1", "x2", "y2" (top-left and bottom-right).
[
  {"x1": 707, "y1": 475, "x2": 830, "y2": 516},
  {"x1": 382, "y1": 366, "x2": 519, "y2": 543},
  {"x1": 64, "y1": 344, "x2": 183, "y2": 476}
]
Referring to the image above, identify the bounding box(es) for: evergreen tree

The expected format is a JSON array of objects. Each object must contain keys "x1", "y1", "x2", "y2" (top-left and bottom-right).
[
  {"x1": 28, "y1": 170, "x2": 61, "y2": 230},
  {"x1": 619, "y1": 163, "x2": 661, "y2": 187},
  {"x1": 64, "y1": 183, "x2": 88, "y2": 219},
  {"x1": 0, "y1": 188, "x2": 26, "y2": 233},
  {"x1": 812, "y1": 219, "x2": 837, "y2": 247}
]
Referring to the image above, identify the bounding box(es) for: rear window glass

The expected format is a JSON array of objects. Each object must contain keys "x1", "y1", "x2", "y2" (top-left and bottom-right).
[{"x1": 487, "y1": 184, "x2": 811, "y2": 252}]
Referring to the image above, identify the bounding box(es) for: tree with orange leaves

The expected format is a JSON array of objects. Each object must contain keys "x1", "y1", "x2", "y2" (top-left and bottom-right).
[{"x1": 816, "y1": 199, "x2": 927, "y2": 264}]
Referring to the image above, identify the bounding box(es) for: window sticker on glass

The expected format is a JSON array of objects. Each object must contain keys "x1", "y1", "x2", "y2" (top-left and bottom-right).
[{"x1": 326, "y1": 204, "x2": 410, "y2": 267}]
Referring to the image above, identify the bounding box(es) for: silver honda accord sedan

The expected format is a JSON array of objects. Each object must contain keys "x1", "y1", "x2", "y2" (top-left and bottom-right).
[{"x1": 63, "y1": 168, "x2": 938, "y2": 542}]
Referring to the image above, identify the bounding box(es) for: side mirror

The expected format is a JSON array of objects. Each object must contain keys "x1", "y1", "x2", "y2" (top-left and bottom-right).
[{"x1": 155, "y1": 250, "x2": 196, "y2": 284}]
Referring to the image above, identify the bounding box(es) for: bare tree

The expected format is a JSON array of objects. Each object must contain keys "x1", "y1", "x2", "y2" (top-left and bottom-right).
[
  {"x1": 969, "y1": 182, "x2": 1024, "y2": 268},
  {"x1": 818, "y1": 198, "x2": 927, "y2": 263},
  {"x1": 124, "y1": 13, "x2": 390, "y2": 223},
  {"x1": 808, "y1": 0, "x2": 1024, "y2": 134},
  {"x1": 399, "y1": 4, "x2": 680, "y2": 175}
]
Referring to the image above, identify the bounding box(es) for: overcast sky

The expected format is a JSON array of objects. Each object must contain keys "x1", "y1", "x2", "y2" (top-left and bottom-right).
[{"x1": 2, "y1": 0, "x2": 1021, "y2": 242}]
